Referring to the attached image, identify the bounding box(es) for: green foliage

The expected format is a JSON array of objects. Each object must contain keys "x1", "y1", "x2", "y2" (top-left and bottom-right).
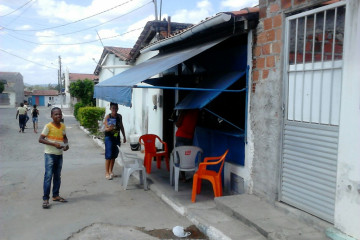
[
  {"x1": 73, "y1": 102, "x2": 86, "y2": 120},
  {"x1": 0, "y1": 82, "x2": 4, "y2": 93},
  {"x1": 78, "y1": 107, "x2": 105, "y2": 134},
  {"x1": 69, "y1": 79, "x2": 94, "y2": 105}
]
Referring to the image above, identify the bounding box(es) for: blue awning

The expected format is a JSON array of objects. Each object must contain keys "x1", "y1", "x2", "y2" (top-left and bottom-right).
[
  {"x1": 174, "y1": 71, "x2": 246, "y2": 110},
  {"x1": 94, "y1": 37, "x2": 228, "y2": 107}
]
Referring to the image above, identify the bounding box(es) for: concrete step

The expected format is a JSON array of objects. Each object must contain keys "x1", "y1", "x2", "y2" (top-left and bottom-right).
[{"x1": 215, "y1": 194, "x2": 330, "y2": 240}]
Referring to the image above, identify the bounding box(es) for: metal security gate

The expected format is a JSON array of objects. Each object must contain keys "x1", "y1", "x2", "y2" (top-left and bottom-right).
[{"x1": 281, "y1": 2, "x2": 346, "y2": 223}]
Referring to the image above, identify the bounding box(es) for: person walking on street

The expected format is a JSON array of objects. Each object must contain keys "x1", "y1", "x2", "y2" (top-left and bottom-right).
[
  {"x1": 103, "y1": 102, "x2": 126, "y2": 180},
  {"x1": 24, "y1": 101, "x2": 30, "y2": 127},
  {"x1": 39, "y1": 107, "x2": 69, "y2": 209},
  {"x1": 16, "y1": 103, "x2": 27, "y2": 133},
  {"x1": 32, "y1": 104, "x2": 39, "y2": 133}
]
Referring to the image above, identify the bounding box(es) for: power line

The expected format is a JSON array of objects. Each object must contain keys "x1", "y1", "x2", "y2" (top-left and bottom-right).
[
  {"x1": 0, "y1": 0, "x2": 34, "y2": 17},
  {"x1": 0, "y1": 48, "x2": 58, "y2": 69},
  {"x1": 7, "y1": 1, "x2": 152, "y2": 38},
  {"x1": 6, "y1": 27, "x2": 144, "y2": 45},
  {"x1": 0, "y1": 0, "x2": 135, "y2": 32}
]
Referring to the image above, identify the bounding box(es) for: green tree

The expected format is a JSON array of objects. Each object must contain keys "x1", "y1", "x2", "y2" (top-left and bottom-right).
[
  {"x1": 69, "y1": 79, "x2": 94, "y2": 105},
  {"x1": 0, "y1": 82, "x2": 4, "y2": 93}
]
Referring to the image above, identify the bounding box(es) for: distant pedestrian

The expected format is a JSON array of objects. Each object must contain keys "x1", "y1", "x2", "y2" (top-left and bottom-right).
[
  {"x1": 24, "y1": 101, "x2": 30, "y2": 127},
  {"x1": 39, "y1": 107, "x2": 69, "y2": 209},
  {"x1": 15, "y1": 103, "x2": 27, "y2": 133},
  {"x1": 103, "y1": 102, "x2": 126, "y2": 180},
  {"x1": 32, "y1": 104, "x2": 39, "y2": 133}
]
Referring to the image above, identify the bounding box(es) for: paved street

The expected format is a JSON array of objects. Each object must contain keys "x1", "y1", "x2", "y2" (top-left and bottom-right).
[{"x1": 0, "y1": 107, "x2": 203, "y2": 240}]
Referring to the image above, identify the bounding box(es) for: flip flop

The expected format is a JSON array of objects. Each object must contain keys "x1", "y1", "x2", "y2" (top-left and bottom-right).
[
  {"x1": 52, "y1": 196, "x2": 67, "y2": 202},
  {"x1": 42, "y1": 200, "x2": 50, "y2": 209}
]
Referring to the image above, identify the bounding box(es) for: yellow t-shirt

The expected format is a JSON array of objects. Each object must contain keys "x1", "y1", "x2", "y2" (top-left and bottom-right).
[
  {"x1": 41, "y1": 122, "x2": 66, "y2": 155},
  {"x1": 17, "y1": 106, "x2": 26, "y2": 115}
]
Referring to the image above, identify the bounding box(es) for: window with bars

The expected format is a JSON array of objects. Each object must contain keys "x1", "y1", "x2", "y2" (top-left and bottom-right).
[{"x1": 286, "y1": 5, "x2": 346, "y2": 126}]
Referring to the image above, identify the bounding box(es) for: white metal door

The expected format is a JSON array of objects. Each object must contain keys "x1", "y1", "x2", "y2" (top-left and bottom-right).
[{"x1": 281, "y1": 2, "x2": 346, "y2": 223}]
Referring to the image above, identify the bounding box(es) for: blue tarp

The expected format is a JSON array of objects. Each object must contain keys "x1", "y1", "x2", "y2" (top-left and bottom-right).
[
  {"x1": 174, "y1": 71, "x2": 246, "y2": 110},
  {"x1": 94, "y1": 37, "x2": 227, "y2": 107}
]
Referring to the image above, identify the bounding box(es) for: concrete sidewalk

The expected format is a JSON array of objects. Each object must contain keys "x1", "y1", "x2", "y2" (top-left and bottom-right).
[{"x1": 87, "y1": 124, "x2": 331, "y2": 240}]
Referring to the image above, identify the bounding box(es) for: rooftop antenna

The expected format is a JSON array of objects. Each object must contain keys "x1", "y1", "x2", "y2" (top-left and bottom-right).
[{"x1": 153, "y1": 0, "x2": 158, "y2": 20}]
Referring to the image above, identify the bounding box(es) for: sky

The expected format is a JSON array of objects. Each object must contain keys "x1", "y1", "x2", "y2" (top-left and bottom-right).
[{"x1": 0, "y1": 0, "x2": 258, "y2": 85}]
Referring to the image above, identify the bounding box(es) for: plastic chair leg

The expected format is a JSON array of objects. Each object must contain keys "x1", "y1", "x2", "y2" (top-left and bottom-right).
[
  {"x1": 169, "y1": 160, "x2": 174, "y2": 185},
  {"x1": 210, "y1": 179, "x2": 218, "y2": 197},
  {"x1": 156, "y1": 156, "x2": 161, "y2": 169},
  {"x1": 191, "y1": 174, "x2": 199, "y2": 203},
  {"x1": 196, "y1": 179, "x2": 202, "y2": 194},
  {"x1": 145, "y1": 155, "x2": 152, "y2": 174},
  {"x1": 122, "y1": 168, "x2": 130, "y2": 190},
  {"x1": 174, "y1": 168, "x2": 180, "y2": 192}
]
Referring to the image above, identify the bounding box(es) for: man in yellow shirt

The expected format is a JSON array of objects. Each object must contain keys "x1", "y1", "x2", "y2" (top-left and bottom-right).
[{"x1": 15, "y1": 103, "x2": 27, "y2": 133}]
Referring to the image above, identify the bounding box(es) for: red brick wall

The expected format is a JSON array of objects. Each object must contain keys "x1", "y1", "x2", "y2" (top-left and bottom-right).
[{"x1": 252, "y1": 0, "x2": 338, "y2": 92}]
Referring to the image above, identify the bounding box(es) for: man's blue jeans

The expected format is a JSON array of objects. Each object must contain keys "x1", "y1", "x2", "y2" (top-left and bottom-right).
[{"x1": 43, "y1": 154, "x2": 63, "y2": 201}]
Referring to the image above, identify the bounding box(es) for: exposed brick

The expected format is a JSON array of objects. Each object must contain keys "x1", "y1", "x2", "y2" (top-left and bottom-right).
[
  {"x1": 256, "y1": 57, "x2": 265, "y2": 68},
  {"x1": 324, "y1": 43, "x2": 333, "y2": 53},
  {"x1": 254, "y1": 46, "x2": 262, "y2": 57},
  {"x1": 305, "y1": 40, "x2": 313, "y2": 52},
  {"x1": 262, "y1": 69, "x2": 269, "y2": 79},
  {"x1": 294, "y1": 0, "x2": 305, "y2": 5},
  {"x1": 262, "y1": 44, "x2": 271, "y2": 55},
  {"x1": 264, "y1": 18, "x2": 272, "y2": 30},
  {"x1": 252, "y1": 82, "x2": 257, "y2": 93},
  {"x1": 266, "y1": 30, "x2": 276, "y2": 42},
  {"x1": 273, "y1": 14, "x2": 282, "y2": 28},
  {"x1": 272, "y1": 42, "x2": 281, "y2": 54},
  {"x1": 259, "y1": 7, "x2": 267, "y2": 19},
  {"x1": 335, "y1": 44, "x2": 343, "y2": 54},
  {"x1": 276, "y1": 28, "x2": 282, "y2": 41},
  {"x1": 266, "y1": 56, "x2": 276, "y2": 68},
  {"x1": 253, "y1": 70, "x2": 259, "y2": 81},
  {"x1": 270, "y1": 3, "x2": 280, "y2": 13},
  {"x1": 257, "y1": 32, "x2": 267, "y2": 44},
  {"x1": 281, "y1": 0, "x2": 291, "y2": 9}
]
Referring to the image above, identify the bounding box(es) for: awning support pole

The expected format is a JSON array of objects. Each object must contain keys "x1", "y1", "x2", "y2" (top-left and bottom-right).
[
  {"x1": 203, "y1": 107, "x2": 244, "y2": 132},
  {"x1": 244, "y1": 65, "x2": 249, "y2": 144},
  {"x1": 133, "y1": 85, "x2": 247, "y2": 92}
]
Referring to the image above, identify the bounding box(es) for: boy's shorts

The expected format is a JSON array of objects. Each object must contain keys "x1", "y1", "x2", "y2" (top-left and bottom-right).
[{"x1": 32, "y1": 117, "x2": 38, "y2": 123}]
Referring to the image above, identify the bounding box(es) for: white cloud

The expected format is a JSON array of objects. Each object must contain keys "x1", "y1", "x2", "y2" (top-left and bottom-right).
[
  {"x1": 220, "y1": 0, "x2": 258, "y2": 10},
  {"x1": 172, "y1": 0, "x2": 214, "y2": 24}
]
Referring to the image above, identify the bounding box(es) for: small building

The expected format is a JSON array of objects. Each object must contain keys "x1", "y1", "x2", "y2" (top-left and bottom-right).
[
  {"x1": 32, "y1": 90, "x2": 60, "y2": 106},
  {"x1": 0, "y1": 72, "x2": 24, "y2": 107},
  {"x1": 64, "y1": 72, "x2": 98, "y2": 106}
]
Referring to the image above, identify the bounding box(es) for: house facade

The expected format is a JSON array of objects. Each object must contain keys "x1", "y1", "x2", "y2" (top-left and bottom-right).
[
  {"x1": 94, "y1": 1, "x2": 359, "y2": 238},
  {"x1": 0, "y1": 72, "x2": 24, "y2": 108},
  {"x1": 64, "y1": 71, "x2": 98, "y2": 107},
  {"x1": 251, "y1": 0, "x2": 359, "y2": 238},
  {"x1": 94, "y1": 21, "x2": 193, "y2": 144},
  {"x1": 31, "y1": 90, "x2": 61, "y2": 106}
]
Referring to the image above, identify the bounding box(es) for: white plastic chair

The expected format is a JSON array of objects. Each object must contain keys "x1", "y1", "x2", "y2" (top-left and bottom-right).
[
  {"x1": 118, "y1": 149, "x2": 147, "y2": 190},
  {"x1": 170, "y1": 146, "x2": 203, "y2": 192}
]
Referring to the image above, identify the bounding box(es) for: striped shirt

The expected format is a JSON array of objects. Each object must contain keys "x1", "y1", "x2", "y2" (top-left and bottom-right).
[{"x1": 41, "y1": 122, "x2": 66, "y2": 155}]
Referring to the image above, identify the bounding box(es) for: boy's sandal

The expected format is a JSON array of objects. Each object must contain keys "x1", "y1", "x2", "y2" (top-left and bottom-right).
[
  {"x1": 52, "y1": 196, "x2": 67, "y2": 202},
  {"x1": 42, "y1": 200, "x2": 50, "y2": 209}
]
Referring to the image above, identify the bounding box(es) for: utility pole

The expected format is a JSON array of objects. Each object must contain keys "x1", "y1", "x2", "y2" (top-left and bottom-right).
[
  {"x1": 58, "y1": 56, "x2": 63, "y2": 108},
  {"x1": 153, "y1": 0, "x2": 158, "y2": 20}
]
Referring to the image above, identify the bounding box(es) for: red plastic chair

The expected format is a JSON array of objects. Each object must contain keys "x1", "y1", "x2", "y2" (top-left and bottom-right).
[
  {"x1": 191, "y1": 149, "x2": 229, "y2": 203},
  {"x1": 139, "y1": 134, "x2": 169, "y2": 174}
]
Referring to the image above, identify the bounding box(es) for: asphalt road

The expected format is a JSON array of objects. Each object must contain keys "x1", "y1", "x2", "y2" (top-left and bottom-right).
[{"x1": 0, "y1": 106, "x2": 203, "y2": 240}]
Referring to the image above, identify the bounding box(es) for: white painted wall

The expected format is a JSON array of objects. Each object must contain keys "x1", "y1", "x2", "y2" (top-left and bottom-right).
[
  {"x1": 334, "y1": 0, "x2": 360, "y2": 238},
  {"x1": 97, "y1": 49, "x2": 163, "y2": 146}
]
